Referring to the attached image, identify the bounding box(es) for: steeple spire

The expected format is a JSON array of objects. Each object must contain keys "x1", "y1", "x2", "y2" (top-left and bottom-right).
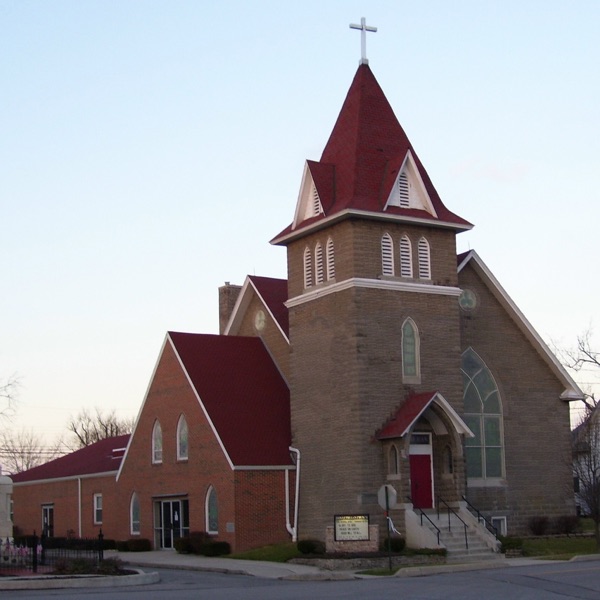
[{"x1": 349, "y1": 17, "x2": 377, "y2": 65}]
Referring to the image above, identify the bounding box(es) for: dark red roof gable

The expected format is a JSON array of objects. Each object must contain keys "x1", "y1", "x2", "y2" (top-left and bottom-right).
[
  {"x1": 12, "y1": 434, "x2": 130, "y2": 483},
  {"x1": 168, "y1": 332, "x2": 292, "y2": 467},
  {"x1": 249, "y1": 275, "x2": 289, "y2": 336},
  {"x1": 377, "y1": 392, "x2": 438, "y2": 440}
]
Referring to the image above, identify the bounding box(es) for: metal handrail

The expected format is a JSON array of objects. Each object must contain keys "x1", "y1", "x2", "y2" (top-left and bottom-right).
[
  {"x1": 462, "y1": 495, "x2": 498, "y2": 539},
  {"x1": 437, "y1": 496, "x2": 469, "y2": 549},
  {"x1": 407, "y1": 496, "x2": 440, "y2": 546}
]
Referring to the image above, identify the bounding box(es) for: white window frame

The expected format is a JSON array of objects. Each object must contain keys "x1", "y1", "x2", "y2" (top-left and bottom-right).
[
  {"x1": 93, "y1": 493, "x2": 103, "y2": 525},
  {"x1": 491, "y1": 516, "x2": 507, "y2": 536},
  {"x1": 401, "y1": 318, "x2": 421, "y2": 383},
  {"x1": 130, "y1": 492, "x2": 141, "y2": 535},
  {"x1": 417, "y1": 237, "x2": 431, "y2": 280},
  {"x1": 152, "y1": 420, "x2": 163, "y2": 464},
  {"x1": 177, "y1": 414, "x2": 189, "y2": 461},
  {"x1": 205, "y1": 486, "x2": 218, "y2": 535},
  {"x1": 399, "y1": 234, "x2": 413, "y2": 278},
  {"x1": 381, "y1": 233, "x2": 394, "y2": 276},
  {"x1": 326, "y1": 237, "x2": 335, "y2": 280}
]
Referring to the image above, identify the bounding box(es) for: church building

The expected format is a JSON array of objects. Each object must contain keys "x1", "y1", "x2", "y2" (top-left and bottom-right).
[{"x1": 11, "y1": 52, "x2": 582, "y2": 554}]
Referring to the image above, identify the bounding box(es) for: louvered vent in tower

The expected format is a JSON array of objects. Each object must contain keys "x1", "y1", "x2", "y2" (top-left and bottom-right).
[
  {"x1": 315, "y1": 242, "x2": 324, "y2": 284},
  {"x1": 398, "y1": 172, "x2": 409, "y2": 208},
  {"x1": 312, "y1": 185, "x2": 322, "y2": 216},
  {"x1": 400, "y1": 235, "x2": 413, "y2": 277},
  {"x1": 381, "y1": 233, "x2": 394, "y2": 276}
]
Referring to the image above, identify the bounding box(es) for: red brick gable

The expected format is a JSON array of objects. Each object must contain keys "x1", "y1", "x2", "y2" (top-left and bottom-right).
[
  {"x1": 273, "y1": 64, "x2": 471, "y2": 244},
  {"x1": 11, "y1": 434, "x2": 129, "y2": 483},
  {"x1": 248, "y1": 275, "x2": 289, "y2": 336},
  {"x1": 168, "y1": 332, "x2": 292, "y2": 467}
]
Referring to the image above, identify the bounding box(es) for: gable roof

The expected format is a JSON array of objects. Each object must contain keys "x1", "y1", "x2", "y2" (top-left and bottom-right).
[
  {"x1": 457, "y1": 250, "x2": 584, "y2": 401},
  {"x1": 376, "y1": 392, "x2": 473, "y2": 440},
  {"x1": 168, "y1": 332, "x2": 292, "y2": 468},
  {"x1": 225, "y1": 275, "x2": 289, "y2": 339},
  {"x1": 272, "y1": 64, "x2": 471, "y2": 244},
  {"x1": 12, "y1": 434, "x2": 129, "y2": 484}
]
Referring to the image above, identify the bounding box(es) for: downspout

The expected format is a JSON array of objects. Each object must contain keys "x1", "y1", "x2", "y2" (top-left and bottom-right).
[
  {"x1": 286, "y1": 446, "x2": 300, "y2": 541},
  {"x1": 78, "y1": 478, "x2": 82, "y2": 538}
]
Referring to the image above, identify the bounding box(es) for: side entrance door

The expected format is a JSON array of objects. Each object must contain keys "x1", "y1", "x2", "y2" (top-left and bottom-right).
[
  {"x1": 155, "y1": 499, "x2": 190, "y2": 549},
  {"x1": 409, "y1": 433, "x2": 434, "y2": 509}
]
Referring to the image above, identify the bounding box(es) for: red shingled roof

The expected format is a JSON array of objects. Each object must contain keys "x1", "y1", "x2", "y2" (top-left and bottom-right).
[
  {"x1": 168, "y1": 332, "x2": 292, "y2": 467},
  {"x1": 248, "y1": 275, "x2": 289, "y2": 336},
  {"x1": 273, "y1": 65, "x2": 471, "y2": 243},
  {"x1": 377, "y1": 392, "x2": 438, "y2": 440},
  {"x1": 11, "y1": 434, "x2": 130, "y2": 483}
]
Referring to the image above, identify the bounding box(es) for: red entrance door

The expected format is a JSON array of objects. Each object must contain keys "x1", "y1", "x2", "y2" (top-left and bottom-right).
[{"x1": 410, "y1": 454, "x2": 433, "y2": 509}]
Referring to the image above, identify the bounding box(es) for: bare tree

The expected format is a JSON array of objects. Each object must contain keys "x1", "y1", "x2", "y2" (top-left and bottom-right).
[
  {"x1": 66, "y1": 407, "x2": 134, "y2": 449},
  {"x1": 573, "y1": 409, "x2": 600, "y2": 549},
  {"x1": 0, "y1": 429, "x2": 64, "y2": 475},
  {"x1": 0, "y1": 374, "x2": 20, "y2": 421}
]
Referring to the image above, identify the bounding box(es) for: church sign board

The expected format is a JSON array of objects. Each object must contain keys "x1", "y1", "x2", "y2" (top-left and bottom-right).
[{"x1": 334, "y1": 514, "x2": 370, "y2": 541}]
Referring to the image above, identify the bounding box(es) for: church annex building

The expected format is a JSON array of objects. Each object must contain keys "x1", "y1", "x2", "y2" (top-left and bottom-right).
[{"x1": 11, "y1": 61, "x2": 583, "y2": 554}]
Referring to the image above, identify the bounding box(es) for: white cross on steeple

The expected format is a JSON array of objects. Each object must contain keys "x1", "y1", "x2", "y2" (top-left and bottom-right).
[{"x1": 349, "y1": 17, "x2": 377, "y2": 65}]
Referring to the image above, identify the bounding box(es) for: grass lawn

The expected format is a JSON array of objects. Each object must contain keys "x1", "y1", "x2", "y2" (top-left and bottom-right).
[{"x1": 522, "y1": 536, "x2": 599, "y2": 560}]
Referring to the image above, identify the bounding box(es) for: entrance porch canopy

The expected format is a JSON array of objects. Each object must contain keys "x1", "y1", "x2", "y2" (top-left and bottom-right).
[{"x1": 376, "y1": 391, "x2": 474, "y2": 440}]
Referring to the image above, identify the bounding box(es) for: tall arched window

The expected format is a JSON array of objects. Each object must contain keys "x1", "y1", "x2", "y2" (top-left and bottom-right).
[
  {"x1": 205, "y1": 486, "x2": 218, "y2": 534},
  {"x1": 462, "y1": 348, "x2": 504, "y2": 480},
  {"x1": 388, "y1": 444, "x2": 400, "y2": 475},
  {"x1": 381, "y1": 233, "x2": 394, "y2": 276},
  {"x1": 326, "y1": 237, "x2": 335, "y2": 280},
  {"x1": 130, "y1": 493, "x2": 140, "y2": 535},
  {"x1": 315, "y1": 242, "x2": 324, "y2": 284},
  {"x1": 152, "y1": 420, "x2": 163, "y2": 464},
  {"x1": 399, "y1": 234, "x2": 412, "y2": 278},
  {"x1": 402, "y1": 318, "x2": 420, "y2": 382},
  {"x1": 303, "y1": 246, "x2": 312, "y2": 289},
  {"x1": 418, "y1": 237, "x2": 431, "y2": 279},
  {"x1": 177, "y1": 415, "x2": 188, "y2": 461}
]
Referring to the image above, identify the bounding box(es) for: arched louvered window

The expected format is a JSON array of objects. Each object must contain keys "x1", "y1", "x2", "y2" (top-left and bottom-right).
[
  {"x1": 381, "y1": 233, "x2": 394, "y2": 276},
  {"x1": 326, "y1": 237, "x2": 335, "y2": 280},
  {"x1": 315, "y1": 242, "x2": 324, "y2": 284},
  {"x1": 462, "y1": 348, "x2": 504, "y2": 480},
  {"x1": 400, "y1": 235, "x2": 412, "y2": 278},
  {"x1": 303, "y1": 246, "x2": 312, "y2": 289},
  {"x1": 402, "y1": 318, "x2": 420, "y2": 381},
  {"x1": 130, "y1": 493, "x2": 140, "y2": 535},
  {"x1": 152, "y1": 420, "x2": 163, "y2": 464},
  {"x1": 312, "y1": 184, "x2": 321, "y2": 216},
  {"x1": 418, "y1": 237, "x2": 431, "y2": 279},
  {"x1": 398, "y1": 172, "x2": 410, "y2": 208},
  {"x1": 206, "y1": 486, "x2": 218, "y2": 534},
  {"x1": 177, "y1": 415, "x2": 188, "y2": 461}
]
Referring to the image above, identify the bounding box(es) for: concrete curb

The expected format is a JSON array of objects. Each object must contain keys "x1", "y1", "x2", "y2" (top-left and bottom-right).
[{"x1": 0, "y1": 568, "x2": 159, "y2": 590}]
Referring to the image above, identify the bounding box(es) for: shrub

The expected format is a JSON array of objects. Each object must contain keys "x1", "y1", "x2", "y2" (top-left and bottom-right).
[
  {"x1": 96, "y1": 558, "x2": 125, "y2": 575},
  {"x1": 115, "y1": 540, "x2": 129, "y2": 552},
  {"x1": 189, "y1": 531, "x2": 212, "y2": 554},
  {"x1": 174, "y1": 536, "x2": 192, "y2": 554},
  {"x1": 297, "y1": 539, "x2": 326, "y2": 555},
  {"x1": 554, "y1": 515, "x2": 579, "y2": 535},
  {"x1": 200, "y1": 540, "x2": 231, "y2": 556},
  {"x1": 126, "y1": 538, "x2": 152, "y2": 552},
  {"x1": 380, "y1": 536, "x2": 406, "y2": 553},
  {"x1": 528, "y1": 516, "x2": 550, "y2": 536},
  {"x1": 499, "y1": 536, "x2": 523, "y2": 553}
]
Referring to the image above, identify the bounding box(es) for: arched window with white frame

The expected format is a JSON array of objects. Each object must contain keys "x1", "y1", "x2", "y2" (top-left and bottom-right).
[
  {"x1": 303, "y1": 246, "x2": 312, "y2": 289},
  {"x1": 152, "y1": 420, "x2": 163, "y2": 464},
  {"x1": 418, "y1": 237, "x2": 431, "y2": 279},
  {"x1": 388, "y1": 444, "x2": 400, "y2": 475},
  {"x1": 205, "y1": 486, "x2": 218, "y2": 534},
  {"x1": 400, "y1": 234, "x2": 412, "y2": 278},
  {"x1": 315, "y1": 242, "x2": 324, "y2": 284},
  {"x1": 402, "y1": 318, "x2": 420, "y2": 382},
  {"x1": 177, "y1": 414, "x2": 188, "y2": 461},
  {"x1": 326, "y1": 237, "x2": 335, "y2": 280},
  {"x1": 130, "y1": 492, "x2": 140, "y2": 535},
  {"x1": 381, "y1": 233, "x2": 394, "y2": 276}
]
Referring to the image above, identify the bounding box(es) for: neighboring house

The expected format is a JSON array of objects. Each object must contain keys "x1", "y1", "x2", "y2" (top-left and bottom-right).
[
  {"x1": 11, "y1": 61, "x2": 583, "y2": 551},
  {"x1": 572, "y1": 407, "x2": 600, "y2": 517}
]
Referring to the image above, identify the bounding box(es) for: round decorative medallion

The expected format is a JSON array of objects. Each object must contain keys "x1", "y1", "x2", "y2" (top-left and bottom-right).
[
  {"x1": 459, "y1": 289, "x2": 477, "y2": 311},
  {"x1": 254, "y1": 309, "x2": 266, "y2": 331}
]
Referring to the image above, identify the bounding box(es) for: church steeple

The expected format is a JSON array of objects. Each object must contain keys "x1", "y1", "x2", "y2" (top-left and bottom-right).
[{"x1": 272, "y1": 65, "x2": 471, "y2": 245}]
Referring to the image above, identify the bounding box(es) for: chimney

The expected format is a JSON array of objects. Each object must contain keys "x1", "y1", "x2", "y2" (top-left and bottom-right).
[{"x1": 218, "y1": 282, "x2": 242, "y2": 334}]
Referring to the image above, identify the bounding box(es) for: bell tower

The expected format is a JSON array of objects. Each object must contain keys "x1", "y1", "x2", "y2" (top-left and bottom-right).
[{"x1": 272, "y1": 64, "x2": 473, "y2": 542}]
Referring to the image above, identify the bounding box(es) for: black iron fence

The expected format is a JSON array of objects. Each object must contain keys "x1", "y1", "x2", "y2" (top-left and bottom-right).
[{"x1": 0, "y1": 531, "x2": 105, "y2": 577}]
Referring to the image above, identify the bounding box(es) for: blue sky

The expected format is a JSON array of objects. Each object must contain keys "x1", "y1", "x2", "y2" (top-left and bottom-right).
[{"x1": 1, "y1": 0, "x2": 599, "y2": 445}]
